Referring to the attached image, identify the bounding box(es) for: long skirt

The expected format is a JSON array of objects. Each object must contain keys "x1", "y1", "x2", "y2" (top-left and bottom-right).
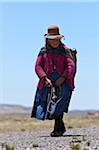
[{"x1": 31, "y1": 71, "x2": 72, "y2": 120}]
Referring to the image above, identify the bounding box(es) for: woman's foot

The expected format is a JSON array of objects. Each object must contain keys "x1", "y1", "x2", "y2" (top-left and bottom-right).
[
  {"x1": 50, "y1": 122, "x2": 66, "y2": 137},
  {"x1": 50, "y1": 116, "x2": 66, "y2": 137},
  {"x1": 50, "y1": 128, "x2": 65, "y2": 137}
]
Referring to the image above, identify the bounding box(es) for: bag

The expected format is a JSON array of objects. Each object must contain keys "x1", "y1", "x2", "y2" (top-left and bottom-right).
[
  {"x1": 65, "y1": 48, "x2": 77, "y2": 77},
  {"x1": 70, "y1": 48, "x2": 77, "y2": 77}
]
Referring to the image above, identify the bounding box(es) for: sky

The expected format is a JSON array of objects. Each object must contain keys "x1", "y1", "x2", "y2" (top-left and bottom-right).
[{"x1": 0, "y1": 1, "x2": 99, "y2": 110}]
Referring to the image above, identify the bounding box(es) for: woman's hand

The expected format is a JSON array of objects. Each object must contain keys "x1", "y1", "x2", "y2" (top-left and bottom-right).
[
  {"x1": 55, "y1": 76, "x2": 66, "y2": 87},
  {"x1": 43, "y1": 77, "x2": 52, "y2": 87}
]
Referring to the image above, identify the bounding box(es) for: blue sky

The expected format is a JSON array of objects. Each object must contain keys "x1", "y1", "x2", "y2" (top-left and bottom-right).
[{"x1": 0, "y1": 1, "x2": 99, "y2": 110}]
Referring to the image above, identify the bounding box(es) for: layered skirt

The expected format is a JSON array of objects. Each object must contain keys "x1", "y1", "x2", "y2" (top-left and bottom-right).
[{"x1": 31, "y1": 71, "x2": 72, "y2": 120}]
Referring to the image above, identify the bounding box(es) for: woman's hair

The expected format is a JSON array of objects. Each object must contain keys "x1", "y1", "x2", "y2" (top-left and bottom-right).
[{"x1": 45, "y1": 38, "x2": 49, "y2": 47}]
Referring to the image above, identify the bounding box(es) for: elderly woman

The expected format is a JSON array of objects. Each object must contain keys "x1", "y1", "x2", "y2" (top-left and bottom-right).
[{"x1": 31, "y1": 25, "x2": 77, "y2": 137}]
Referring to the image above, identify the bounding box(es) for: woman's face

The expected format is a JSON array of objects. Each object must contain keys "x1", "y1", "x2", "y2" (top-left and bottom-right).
[{"x1": 48, "y1": 39, "x2": 60, "y2": 48}]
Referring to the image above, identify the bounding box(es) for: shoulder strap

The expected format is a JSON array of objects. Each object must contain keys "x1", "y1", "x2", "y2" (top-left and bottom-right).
[{"x1": 38, "y1": 47, "x2": 47, "y2": 56}]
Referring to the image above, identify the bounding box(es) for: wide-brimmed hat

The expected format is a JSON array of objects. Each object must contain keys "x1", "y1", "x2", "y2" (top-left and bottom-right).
[{"x1": 44, "y1": 25, "x2": 64, "y2": 39}]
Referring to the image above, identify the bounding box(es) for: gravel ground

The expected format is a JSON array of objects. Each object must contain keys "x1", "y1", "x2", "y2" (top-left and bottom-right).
[{"x1": 0, "y1": 128, "x2": 99, "y2": 150}]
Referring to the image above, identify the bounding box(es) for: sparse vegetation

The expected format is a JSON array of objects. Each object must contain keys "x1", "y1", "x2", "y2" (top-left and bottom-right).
[
  {"x1": 5, "y1": 144, "x2": 14, "y2": 150},
  {"x1": 21, "y1": 128, "x2": 26, "y2": 132},
  {"x1": 67, "y1": 125, "x2": 73, "y2": 128},
  {"x1": 0, "y1": 106, "x2": 99, "y2": 150},
  {"x1": 72, "y1": 137, "x2": 82, "y2": 143},
  {"x1": 0, "y1": 113, "x2": 99, "y2": 133},
  {"x1": 71, "y1": 143, "x2": 80, "y2": 150}
]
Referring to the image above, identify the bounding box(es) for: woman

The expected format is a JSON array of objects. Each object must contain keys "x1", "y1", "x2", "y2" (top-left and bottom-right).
[{"x1": 31, "y1": 25, "x2": 76, "y2": 137}]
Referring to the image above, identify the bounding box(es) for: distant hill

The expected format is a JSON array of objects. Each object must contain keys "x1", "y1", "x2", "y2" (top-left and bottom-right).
[
  {"x1": 0, "y1": 104, "x2": 98, "y2": 115},
  {"x1": 0, "y1": 104, "x2": 32, "y2": 114}
]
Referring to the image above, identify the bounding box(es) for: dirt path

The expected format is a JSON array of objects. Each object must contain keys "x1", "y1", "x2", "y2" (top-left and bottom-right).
[{"x1": 0, "y1": 128, "x2": 99, "y2": 150}]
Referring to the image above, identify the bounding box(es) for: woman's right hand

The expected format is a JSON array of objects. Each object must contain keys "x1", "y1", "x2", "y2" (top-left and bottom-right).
[{"x1": 44, "y1": 77, "x2": 52, "y2": 87}]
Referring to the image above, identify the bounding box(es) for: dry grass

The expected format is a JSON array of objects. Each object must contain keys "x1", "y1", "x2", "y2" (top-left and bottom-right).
[
  {"x1": 0, "y1": 113, "x2": 99, "y2": 133},
  {"x1": 64, "y1": 114, "x2": 99, "y2": 128}
]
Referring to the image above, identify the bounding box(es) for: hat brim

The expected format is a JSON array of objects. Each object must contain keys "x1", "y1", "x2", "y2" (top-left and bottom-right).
[{"x1": 44, "y1": 34, "x2": 64, "y2": 39}]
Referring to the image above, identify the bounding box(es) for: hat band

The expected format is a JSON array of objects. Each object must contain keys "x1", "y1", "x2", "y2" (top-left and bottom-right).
[{"x1": 47, "y1": 33, "x2": 60, "y2": 36}]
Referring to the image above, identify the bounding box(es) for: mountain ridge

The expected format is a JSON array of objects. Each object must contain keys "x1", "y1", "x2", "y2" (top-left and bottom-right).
[{"x1": 0, "y1": 104, "x2": 98, "y2": 115}]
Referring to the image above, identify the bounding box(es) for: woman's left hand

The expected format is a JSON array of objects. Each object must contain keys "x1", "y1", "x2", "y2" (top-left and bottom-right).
[{"x1": 55, "y1": 76, "x2": 65, "y2": 87}]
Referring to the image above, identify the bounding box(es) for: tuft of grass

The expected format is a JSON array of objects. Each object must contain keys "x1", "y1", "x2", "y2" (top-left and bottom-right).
[
  {"x1": 67, "y1": 125, "x2": 73, "y2": 129},
  {"x1": 5, "y1": 144, "x2": 14, "y2": 150},
  {"x1": 71, "y1": 143, "x2": 80, "y2": 150},
  {"x1": 72, "y1": 137, "x2": 82, "y2": 143},
  {"x1": 21, "y1": 128, "x2": 26, "y2": 132}
]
